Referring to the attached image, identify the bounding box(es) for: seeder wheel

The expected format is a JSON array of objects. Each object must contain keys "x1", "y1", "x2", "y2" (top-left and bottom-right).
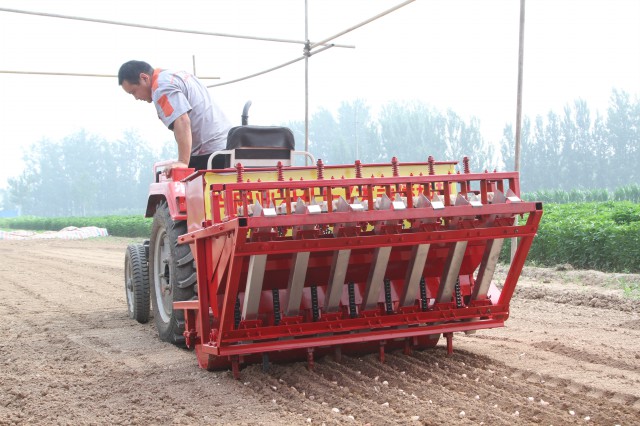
[
  {"x1": 415, "y1": 334, "x2": 441, "y2": 350},
  {"x1": 149, "y1": 202, "x2": 197, "y2": 346},
  {"x1": 195, "y1": 345, "x2": 217, "y2": 370},
  {"x1": 124, "y1": 244, "x2": 150, "y2": 323}
]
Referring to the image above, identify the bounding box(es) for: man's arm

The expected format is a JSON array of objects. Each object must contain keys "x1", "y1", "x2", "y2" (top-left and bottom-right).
[{"x1": 166, "y1": 113, "x2": 192, "y2": 176}]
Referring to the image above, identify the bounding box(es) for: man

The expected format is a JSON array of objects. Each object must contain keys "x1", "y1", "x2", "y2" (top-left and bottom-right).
[{"x1": 118, "y1": 60, "x2": 232, "y2": 175}]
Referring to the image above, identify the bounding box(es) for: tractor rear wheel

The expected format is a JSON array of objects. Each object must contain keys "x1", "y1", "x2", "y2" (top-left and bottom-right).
[
  {"x1": 149, "y1": 202, "x2": 197, "y2": 345},
  {"x1": 124, "y1": 243, "x2": 150, "y2": 323}
]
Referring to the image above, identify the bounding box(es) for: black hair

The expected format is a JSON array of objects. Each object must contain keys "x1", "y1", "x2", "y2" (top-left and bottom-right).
[{"x1": 118, "y1": 60, "x2": 154, "y2": 85}]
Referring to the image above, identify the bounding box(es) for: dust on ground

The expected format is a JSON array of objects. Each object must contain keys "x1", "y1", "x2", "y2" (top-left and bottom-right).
[{"x1": 1, "y1": 238, "x2": 638, "y2": 425}]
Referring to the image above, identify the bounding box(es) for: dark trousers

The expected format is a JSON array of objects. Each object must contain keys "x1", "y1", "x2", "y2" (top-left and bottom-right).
[{"x1": 188, "y1": 154, "x2": 228, "y2": 171}]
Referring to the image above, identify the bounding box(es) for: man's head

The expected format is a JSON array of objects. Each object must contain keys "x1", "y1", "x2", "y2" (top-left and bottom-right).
[{"x1": 118, "y1": 60, "x2": 154, "y2": 103}]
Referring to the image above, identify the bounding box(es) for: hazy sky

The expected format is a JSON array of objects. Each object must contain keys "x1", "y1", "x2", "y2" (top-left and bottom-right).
[{"x1": 1, "y1": 0, "x2": 638, "y2": 189}]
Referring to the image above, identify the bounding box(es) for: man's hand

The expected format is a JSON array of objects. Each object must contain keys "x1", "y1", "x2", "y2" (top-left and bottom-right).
[{"x1": 163, "y1": 161, "x2": 189, "y2": 178}]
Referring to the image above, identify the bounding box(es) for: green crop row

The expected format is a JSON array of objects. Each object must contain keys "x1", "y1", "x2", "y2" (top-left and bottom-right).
[
  {"x1": 523, "y1": 184, "x2": 640, "y2": 204},
  {"x1": 0, "y1": 216, "x2": 152, "y2": 238},
  {"x1": 2, "y1": 201, "x2": 639, "y2": 273},
  {"x1": 503, "y1": 201, "x2": 640, "y2": 273}
]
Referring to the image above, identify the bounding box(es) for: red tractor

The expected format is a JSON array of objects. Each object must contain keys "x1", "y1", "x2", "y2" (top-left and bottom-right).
[{"x1": 125, "y1": 116, "x2": 542, "y2": 378}]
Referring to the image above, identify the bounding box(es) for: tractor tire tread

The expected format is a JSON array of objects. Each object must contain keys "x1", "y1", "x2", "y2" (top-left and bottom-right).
[
  {"x1": 149, "y1": 202, "x2": 196, "y2": 347},
  {"x1": 125, "y1": 244, "x2": 150, "y2": 324}
]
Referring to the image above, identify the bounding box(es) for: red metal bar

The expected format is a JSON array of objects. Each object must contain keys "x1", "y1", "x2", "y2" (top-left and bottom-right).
[
  {"x1": 218, "y1": 303, "x2": 508, "y2": 343},
  {"x1": 498, "y1": 209, "x2": 543, "y2": 305},
  {"x1": 211, "y1": 171, "x2": 521, "y2": 192},
  {"x1": 179, "y1": 202, "x2": 541, "y2": 245},
  {"x1": 195, "y1": 237, "x2": 212, "y2": 349},
  {"x1": 446, "y1": 332, "x2": 453, "y2": 355},
  {"x1": 232, "y1": 226, "x2": 537, "y2": 257},
  {"x1": 214, "y1": 224, "x2": 244, "y2": 349},
  {"x1": 201, "y1": 318, "x2": 504, "y2": 357}
]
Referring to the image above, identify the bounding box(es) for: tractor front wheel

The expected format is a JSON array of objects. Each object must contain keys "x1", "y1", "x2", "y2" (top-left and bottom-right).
[
  {"x1": 149, "y1": 202, "x2": 197, "y2": 345},
  {"x1": 124, "y1": 243, "x2": 150, "y2": 324}
]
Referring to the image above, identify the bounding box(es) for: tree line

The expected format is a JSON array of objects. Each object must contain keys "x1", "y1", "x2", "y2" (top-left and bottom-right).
[
  {"x1": 4, "y1": 131, "x2": 175, "y2": 217},
  {"x1": 501, "y1": 89, "x2": 639, "y2": 191},
  {"x1": 287, "y1": 89, "x2": 638, "y2": 191},
  {"x1": 3, "y1": 89, "x2": 637, "y2": 217}
]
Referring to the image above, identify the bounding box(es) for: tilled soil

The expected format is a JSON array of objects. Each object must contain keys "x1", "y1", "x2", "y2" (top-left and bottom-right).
[{"x1": 0, "y1": 238, "x2": 638, "y2": 425}]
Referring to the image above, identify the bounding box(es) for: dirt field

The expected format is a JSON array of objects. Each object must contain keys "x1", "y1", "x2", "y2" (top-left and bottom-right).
[{"x1": 1, "y1": 237, "x2": 639, "y2": 426}]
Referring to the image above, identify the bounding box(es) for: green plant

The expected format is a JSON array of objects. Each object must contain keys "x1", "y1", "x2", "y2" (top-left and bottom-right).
[
  {"x1": 0, "y1": 215, "x2": 152, "y2": 238},
  {"x1": 502, "y1": 201, "x2": 640, "y2": 273}
]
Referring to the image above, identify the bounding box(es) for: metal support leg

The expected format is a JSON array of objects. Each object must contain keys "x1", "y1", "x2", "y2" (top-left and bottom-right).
[
  {"x1": 262, "y1": 353, "x2": 270, "y2": 372},
  {"x1": 404, "y1": 338, "x2": 412, "y2": 355},
  {"x1": 231, "y1": 355, "x2": 241, "y2": 379},
  {"x1": 379, "y1": 340, "x2": 386, "y2": 363},
  {"x1": 306, "y1": 348, "x2": 315, "y2": 371},
  {"x1": 445, "y1": 333, "x2": 453, "y2": 356},
  {"x1": 334, "y1": 345, "x2": 342, "y2": 363}
]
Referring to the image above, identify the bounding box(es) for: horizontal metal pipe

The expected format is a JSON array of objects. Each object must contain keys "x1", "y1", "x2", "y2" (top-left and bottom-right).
[
  {"x1": 205, "y1": 319, "x2": 504, "y2": 356},
  {"x1": 0, "y1": 7, "x2": 352, "y2": 47}
]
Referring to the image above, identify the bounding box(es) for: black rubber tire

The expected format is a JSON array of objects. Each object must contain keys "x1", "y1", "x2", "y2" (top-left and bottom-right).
[
  {"x1": 149, "y1": 202, "x2": 197, "y2": 345},
  {"x1": 124, "y1": 244, "x2": 150, "y2": 324}
]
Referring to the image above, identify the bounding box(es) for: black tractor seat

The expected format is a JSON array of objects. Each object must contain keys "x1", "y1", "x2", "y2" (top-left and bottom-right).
[{"x1": 207, "y1": 125, "x2": 314, "y2": 169}]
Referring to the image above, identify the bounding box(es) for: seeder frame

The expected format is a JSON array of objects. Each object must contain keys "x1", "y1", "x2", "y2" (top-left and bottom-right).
[{"x1": 174, "y1": 161, "x2": 542, "y2": 375}]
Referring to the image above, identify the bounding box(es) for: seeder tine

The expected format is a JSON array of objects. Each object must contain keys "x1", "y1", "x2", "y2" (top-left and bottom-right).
[
  {"x1": 375, "y1": 193, "x2": 392, "y2": 211},
  {"x1": 252, "y1": 200, "x2": 277, "y2": 218},
  {"x1": 468, "y1": 192, "x2": 483, "y2": 207},
  {"x1": 335, "y1": 195, "x2": 365, "y2": 212},
  {"x1": 363, "y1": 246, "x2": 392, "y2": 310},
  {"x1": 454, "y1": 193, "x2": 470, "y2": 206},
  {"x1": 363, "y1": 194, "x2": 395, "y2": 310},
  {"x1": 491, "y1": 189, "x2": 506, "y2": 204},
  {"x1": 472, "y1": 238, "x2": 504, "y2": 301},
  {"x1": 414, "y1": 192, "x2": 432, "y2": 208},
  {"x1": 431, "y1": 193, "x2": 445, "y2": 210},
  {"x1": 491, "y1": 188, "x2": 521, "y2": 204},
  {"x1": 436, "y1": 241, "x2": 468, "y2": 304},
  {"x1": 392, "y1": 193, "x2": 406, "y2": 210},
  {"x1": 242, "y1": 254, "x2": 267, "y2": 320},
  {"x1": 400, "y1": 243, "x2": 431, "y2": 306},
  {"x1": 284, "y1": 251, "x2": 310, "y2": 316},
  {"x1": 506, "y1": 188, "x2": 522, "y2": 203},
  {"x1": 325, "y1": 249, "x2": 351, "y2": 312},
  {"x1": 294, "y1": 197, "x2": 307, "y2": 214}
]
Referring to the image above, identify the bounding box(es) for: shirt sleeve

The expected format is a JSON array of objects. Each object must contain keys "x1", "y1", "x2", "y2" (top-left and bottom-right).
[{"x1": 153, "y1": 85, "x2": 192, "y2": 130}]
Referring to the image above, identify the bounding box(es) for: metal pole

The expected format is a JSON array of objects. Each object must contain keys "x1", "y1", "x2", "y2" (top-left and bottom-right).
[
  {"x1": 511, "y1": 0, "x2": 526, "y2": 262},
  {"x1": 355, "y1": 106, "x2": 359, "y2": 160},
  {"x1": 0, "y1": 69, "x2": 218, "y2": 79},
  {"x1": 515, "y1": 0, "x2": 525, "y2": 174},
  {"x1": 305, "y1": 0, "x2": 310, "y2": 163},
  {"x1": 208, "y1": 55, "x2": 306, "y2": 88},
  {"x1": 309, "y1": 0, "x2": 416, "y2": 50},
  {"x1": 0, "y1": 7, "x2": 353, "y2": 48}
]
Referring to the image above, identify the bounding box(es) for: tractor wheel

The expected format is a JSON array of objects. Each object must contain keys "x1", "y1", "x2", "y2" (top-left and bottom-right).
[
  {"x1": 124, "y1": 243, "x2": 150, "y2": 324},
  {"x1": 149, "y1": 202, "x2": 197, "y2": 345}
]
